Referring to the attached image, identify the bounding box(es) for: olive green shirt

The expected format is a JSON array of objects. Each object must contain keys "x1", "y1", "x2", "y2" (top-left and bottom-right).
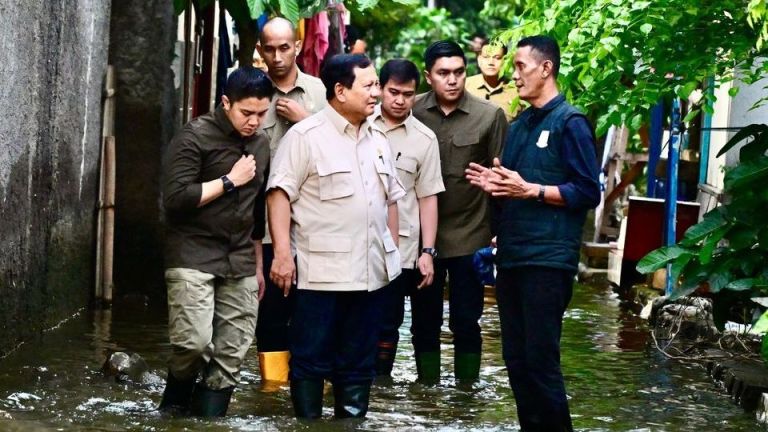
[
  {"x1": 465, "y1": 74, "x2": 522, "y2": 122},
  {"x1": 412, "y1": 91, "x2": 508, "y2": 258}
]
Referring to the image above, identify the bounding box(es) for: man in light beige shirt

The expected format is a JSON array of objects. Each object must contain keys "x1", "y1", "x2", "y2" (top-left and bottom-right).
[
  {"x1": 465, "y1": 43, "x2": 522, "y2": 121},
  {"x1": 369, "y1": 59, "x2": 445, "y2": 381},
  {"x1": 254, "y1": 17, "x2": 327, "y2": 384},
  {"x1": 267, "y1": 54, "x2": 405, "y2": 420}
]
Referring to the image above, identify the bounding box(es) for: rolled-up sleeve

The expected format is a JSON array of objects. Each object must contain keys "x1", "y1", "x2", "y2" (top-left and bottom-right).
[
  {"x1": 557, "y1": 116, "x2": 601, "y2": 210},
  {"x1": 414, "y1": 135, "x2": 445, "y2": 198},
  {"x1": 267, "y1": 130, "x2": 310, "y2": 203},
  {"x1": 163, "y1": 131, "x2": 203, "y2": 211}
]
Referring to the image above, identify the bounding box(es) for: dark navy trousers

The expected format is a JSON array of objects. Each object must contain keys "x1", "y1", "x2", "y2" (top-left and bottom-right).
[
  {"x1": 378, "y1": 269, "x2": 444, "y2": 354},
  {"x1": 256, "y1": 244, "x2": 295, "y2": 352},
  {"x1": 495, "y1": 266, "x2": 574, "y2": 432},
  {"x1": 289, "y1": 288, "x2": 384, "y2": 385}
]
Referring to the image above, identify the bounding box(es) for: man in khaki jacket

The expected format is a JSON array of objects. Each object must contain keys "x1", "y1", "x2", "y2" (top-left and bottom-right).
[
  {"x1": 369, "y1": 59, "x2": 445, "y2": 380},
  {"x1": 267, "y1": 54, "x2": 405, "y2": 419},
  {"x1": 254, "y1": 16, "x2": 326, "y2": 384}
]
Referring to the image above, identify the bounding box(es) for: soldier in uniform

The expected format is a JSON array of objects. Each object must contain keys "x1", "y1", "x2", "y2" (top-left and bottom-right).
[{"x1": 267, "y1": 54, "x2": 405, "y2": 419}]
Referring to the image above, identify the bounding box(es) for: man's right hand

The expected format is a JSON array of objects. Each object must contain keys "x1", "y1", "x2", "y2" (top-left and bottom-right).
[
  {"x1": 228, "y1": 155, "x2": 256, "y2": 187},
  {"x1": 270, "y1": 251, "x2": 296, "y2": 297}
]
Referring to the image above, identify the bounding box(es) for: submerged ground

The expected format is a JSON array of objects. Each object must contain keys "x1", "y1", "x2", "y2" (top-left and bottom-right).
[{"x1": 0, "y1": 280, "x2": 759, "y2": 431}]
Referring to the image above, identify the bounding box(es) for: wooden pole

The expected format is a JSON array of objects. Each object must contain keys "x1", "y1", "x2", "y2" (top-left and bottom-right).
[
  {"x1": 103, "y1": 136, "x2": 116, "y2": 305},
  {"x1": 95, "y1": 66, "x2": 116, "y2": 301}
]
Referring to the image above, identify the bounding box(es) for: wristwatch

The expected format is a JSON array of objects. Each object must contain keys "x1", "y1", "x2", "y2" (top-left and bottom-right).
[
  {"x1": 537, "y1": 184, "x2": 545, "y2": 202},
  {"x1": 421, "y1": 247, "x2": 438, "y2": 259},
  {"x1": 221, "y1": 175, "x2": 236, "y2": 193}
]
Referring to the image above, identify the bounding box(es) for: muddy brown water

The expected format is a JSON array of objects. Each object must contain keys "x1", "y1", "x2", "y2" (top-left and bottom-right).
[{"x1": 0, "y1": 281, "x2": 759, "y2": 431}]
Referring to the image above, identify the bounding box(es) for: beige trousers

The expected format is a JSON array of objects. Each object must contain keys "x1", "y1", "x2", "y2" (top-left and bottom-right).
[{"x1": 165, "y1": 267, "x2": 258, "y2": 390}]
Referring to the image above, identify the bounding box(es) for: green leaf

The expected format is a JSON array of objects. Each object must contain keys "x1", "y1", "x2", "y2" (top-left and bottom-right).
[
  {"x1": 699, "y1": 225, "x2": 730, "y2": 265},
  {"x1": 727, "y1": 225, "x2": 759, "y2": 251},
  {"x1": 726, "y1": 158, "x2": 768, "y2": 190},
  {"x1": 729, "y1": 86, "x2": 740, "y2": 97},
  {"x1": 717, "y1": 124, "x2": 768, "y2": 157},
  {"x1": 636, "y1": 246, "x2": 690, "y2": 274},
  {"x1": 683, "y1": 109, "x2": 700, "y2": 123},
  {"x1": 246, "y1": 0, "x2": 267, "y2": 19},
  {"x1": 173, "y1": 0, "x2": 189, "y2": 15},
  {"x1": 278, "y1": 0, "x2": 300, "y2": 23},
  {"x1": 640, "y1": 23, "x2": 653, "y2": 35},
  {"x1": 726, "y1": 278, "x2": 758, "y2": 291},
  {"x1": 680, "y1": 210, "x2": 727, "y2": 246}
]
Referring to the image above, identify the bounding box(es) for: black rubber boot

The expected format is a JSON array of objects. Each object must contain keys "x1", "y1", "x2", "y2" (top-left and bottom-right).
[
  {"x1": 290, "y1": 379, "x2": 324, "y2": 419},
  {"x1": 158, "y1": 370, "x2": 196, "y2": 413},
  {"x1": 333, "y1": 382, "x2": 371, "y2": 418},
  {"x1": 190, "y1": 383, "x2": 234, "y2": 417}
]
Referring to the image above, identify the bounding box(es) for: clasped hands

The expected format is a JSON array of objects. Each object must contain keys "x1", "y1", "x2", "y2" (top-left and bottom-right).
[{"x1": 465, "y1": 157, "x2": 536, "y2": 199}]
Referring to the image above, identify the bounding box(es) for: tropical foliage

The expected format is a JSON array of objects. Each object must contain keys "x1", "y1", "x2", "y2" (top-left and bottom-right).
[
  {"x1": 636, "y1": 125, "x2": 768, "y2": 302},
  {"x1": 494, "y1": 0, "x2": 768, "y2": 136}
]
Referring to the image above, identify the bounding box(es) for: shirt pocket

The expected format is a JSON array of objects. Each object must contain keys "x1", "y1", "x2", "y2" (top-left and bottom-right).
[
  {"x1": 316, "y1": 158, "x2": 354, "y2": 200},
  {"x1": 395, "y1": 156, "x2": 417, "y2": 191},
  {"x1": 449, "y1": 130, "x2": 481, "y2": 176},
  {"x1": 307, "y1": 235, "x2": 353, "y2": 283}
]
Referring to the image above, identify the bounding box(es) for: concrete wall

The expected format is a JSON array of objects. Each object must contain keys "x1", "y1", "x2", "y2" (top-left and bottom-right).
[
  {"x1": 0, "y1": 0, "x2": 111, "y2": 355},
  {"x1": 109, "y1": 0, "x2": 178, "y2": 298}
]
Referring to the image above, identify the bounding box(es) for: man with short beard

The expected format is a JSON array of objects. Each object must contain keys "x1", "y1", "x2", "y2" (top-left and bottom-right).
[{"x1": 254, "y1": 16, "x2": 326, "y2": 385}]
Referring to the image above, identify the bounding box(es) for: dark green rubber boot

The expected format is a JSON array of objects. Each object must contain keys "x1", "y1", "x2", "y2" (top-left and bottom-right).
[
  {"x1": 454, "y1": 352, "x2": 481, "y2": 381},
  {"x1": 290, "y1": 379, "x2": 324, "y2": 419},
  {"x1": 190, "y1": 384, "x2": 234, "y2": 417},
  {"x1": 158, "y1": 370, "x2": 196, "y2": 414},
  {"x1": 333, "y1": 382, "x2": 371, "y2": 418},
  {"x1": 415, "y1": 351, "x2": 441, "y2": 382}
]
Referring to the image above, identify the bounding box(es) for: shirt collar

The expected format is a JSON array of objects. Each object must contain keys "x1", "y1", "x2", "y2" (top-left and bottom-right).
[
  {"x1": 214, "y1": 105, "x2": 238, "y2": 137},
  {"x1": 423, "y1": 91, "x2": 471, "y2": 115},
  {"x1": 371, "y1": 104, "x2": 411, "y2": 133},
  {"x1": 525, "y1": 93, "x2": 566, "y2": 124},
  {"x1": 324, "y1": 105, "x2": 372, "y2": 139},
  {"x1": 274, "y1": 68, "x2": 310, "y2": 95}
]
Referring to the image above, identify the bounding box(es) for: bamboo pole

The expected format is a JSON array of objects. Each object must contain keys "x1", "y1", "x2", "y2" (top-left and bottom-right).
[
  {"x1": 102, "y1": 136, "x2": 116, "y2": 305},
  {"x1": 95, "y1": 66, "x2": 116, "y2": 301}
]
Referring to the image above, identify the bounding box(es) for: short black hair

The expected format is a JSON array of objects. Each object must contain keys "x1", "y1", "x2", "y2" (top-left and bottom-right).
[
  {"x1": 517, "y1": 35, "x2": 561, "y2": 77},
  {"x1": 320, "y1": 54, "x2": 372, "y2": 101},
  {"x1": 380, "y1": 59, "x2": 420, "y2": 88},
  {"x1": 224, "y1": 67, "x2": 275, "y2": 102},
  {"x1": 424, "y1": 40, "x2": 466, "y2": 72}
]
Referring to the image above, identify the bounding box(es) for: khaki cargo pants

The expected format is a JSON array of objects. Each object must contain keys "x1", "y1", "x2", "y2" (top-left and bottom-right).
[{"x1": 165, "y1": 267, "x2": 259, "y2": 390}]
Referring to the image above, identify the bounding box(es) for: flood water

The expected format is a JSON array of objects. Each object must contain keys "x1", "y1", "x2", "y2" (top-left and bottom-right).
[{"x1": 0, "y1": 280, "x2": 760, "y2": 431}]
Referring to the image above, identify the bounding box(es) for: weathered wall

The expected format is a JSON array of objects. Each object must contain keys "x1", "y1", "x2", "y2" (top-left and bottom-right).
[
  {"x1": 109, "y1": 1, "x2": 177, "y2": 298},
  {"x1": 0, "y1": 0, "x2": 112, "y2": 355}
]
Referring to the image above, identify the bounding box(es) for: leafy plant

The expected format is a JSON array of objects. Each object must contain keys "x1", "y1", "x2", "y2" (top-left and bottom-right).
[
  {"x1": 495, "y1": 0, "x2": 768, "y2": 136},
  {"x1": 636, "y1": 124, "x2": 768, "y2": 301}
]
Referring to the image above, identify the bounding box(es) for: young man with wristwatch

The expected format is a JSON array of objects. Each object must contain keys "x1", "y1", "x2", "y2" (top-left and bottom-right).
[
  {"x1": 159, "y1": 67, "x2": 274, "y2": 417},
  {"x1": 369, "y1": 59, "x2": 445, "y2": 380}
]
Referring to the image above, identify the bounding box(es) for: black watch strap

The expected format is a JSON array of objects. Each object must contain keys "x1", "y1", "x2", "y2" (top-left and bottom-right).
[
  {"x1": 421, "y1": 247, "x2": 438, "y2": 259},
  {"x1": 221, "y1": 175, "x2": 236, "y2": 193},
  {"x1": 537, "y1": 185, "x2": 545, "y2": 202}
]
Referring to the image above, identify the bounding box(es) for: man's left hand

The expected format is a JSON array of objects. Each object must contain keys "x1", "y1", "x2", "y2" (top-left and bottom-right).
[
  {"x1": 488, "y1": 163, "x2": 537, "y2": 199},
  {"x1": 275, "y1": 98, "x2": 310, "y2": 123},
  {"x1": 416, "y1": 253, "x2": 434, "y2": 289}
]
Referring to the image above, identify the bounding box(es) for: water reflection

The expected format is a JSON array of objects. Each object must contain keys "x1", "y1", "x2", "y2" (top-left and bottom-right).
[{"x1": 0, "y1": 280, "x2": 759, "y2": 431}]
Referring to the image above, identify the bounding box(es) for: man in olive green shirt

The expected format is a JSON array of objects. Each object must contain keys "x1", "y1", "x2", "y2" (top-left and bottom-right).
[
  {"x1": 465, "y1": 43, "x2": 522, "y2": 121},
  {"x1": 412, "y1": 40, "x2": 507, "y2": 381},
  {"x1": 254, "y1": 17, "x2": 326, "y2": 384}
]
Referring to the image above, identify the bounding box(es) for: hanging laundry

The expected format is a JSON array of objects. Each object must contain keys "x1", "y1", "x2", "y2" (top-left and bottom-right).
[{"x1": 298, "y1": 11, "x2": 330, "y2": 76}]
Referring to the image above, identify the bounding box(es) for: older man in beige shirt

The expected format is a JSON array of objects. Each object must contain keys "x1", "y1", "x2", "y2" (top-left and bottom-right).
[
  {"x1": 254, "y1": 17, "x2": 327, "y2": 384},
  {"x1": 369, "y1": 59, "x2": 445, "y2": 381},
  {"x1": 267, "y1": 54, "x2": 404, "y2": 420}
]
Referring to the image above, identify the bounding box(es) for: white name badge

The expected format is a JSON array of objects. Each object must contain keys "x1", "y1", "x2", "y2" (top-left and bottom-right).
[{"x1": 536, "y1": 130, "x2": 550, "y2": 148}]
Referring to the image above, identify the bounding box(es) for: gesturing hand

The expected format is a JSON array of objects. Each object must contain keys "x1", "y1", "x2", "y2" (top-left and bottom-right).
[{"x1": 228, "y1": 155, "x2": 256, "y2": 187}]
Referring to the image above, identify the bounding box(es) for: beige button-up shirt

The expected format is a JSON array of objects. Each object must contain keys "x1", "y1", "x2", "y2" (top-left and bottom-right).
[
  {"x1": 465, "y1": 74, "x2": 522, "y2": 122},
  {"x1": 371, "y1": 106, "x2": 445, "y2": 268},
  {"x1": 262, "y1": 69, "x2": 326, "y2": 244},
  {"x1": 267, "y1": 106, "x2": 406, "y2": 292}
]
